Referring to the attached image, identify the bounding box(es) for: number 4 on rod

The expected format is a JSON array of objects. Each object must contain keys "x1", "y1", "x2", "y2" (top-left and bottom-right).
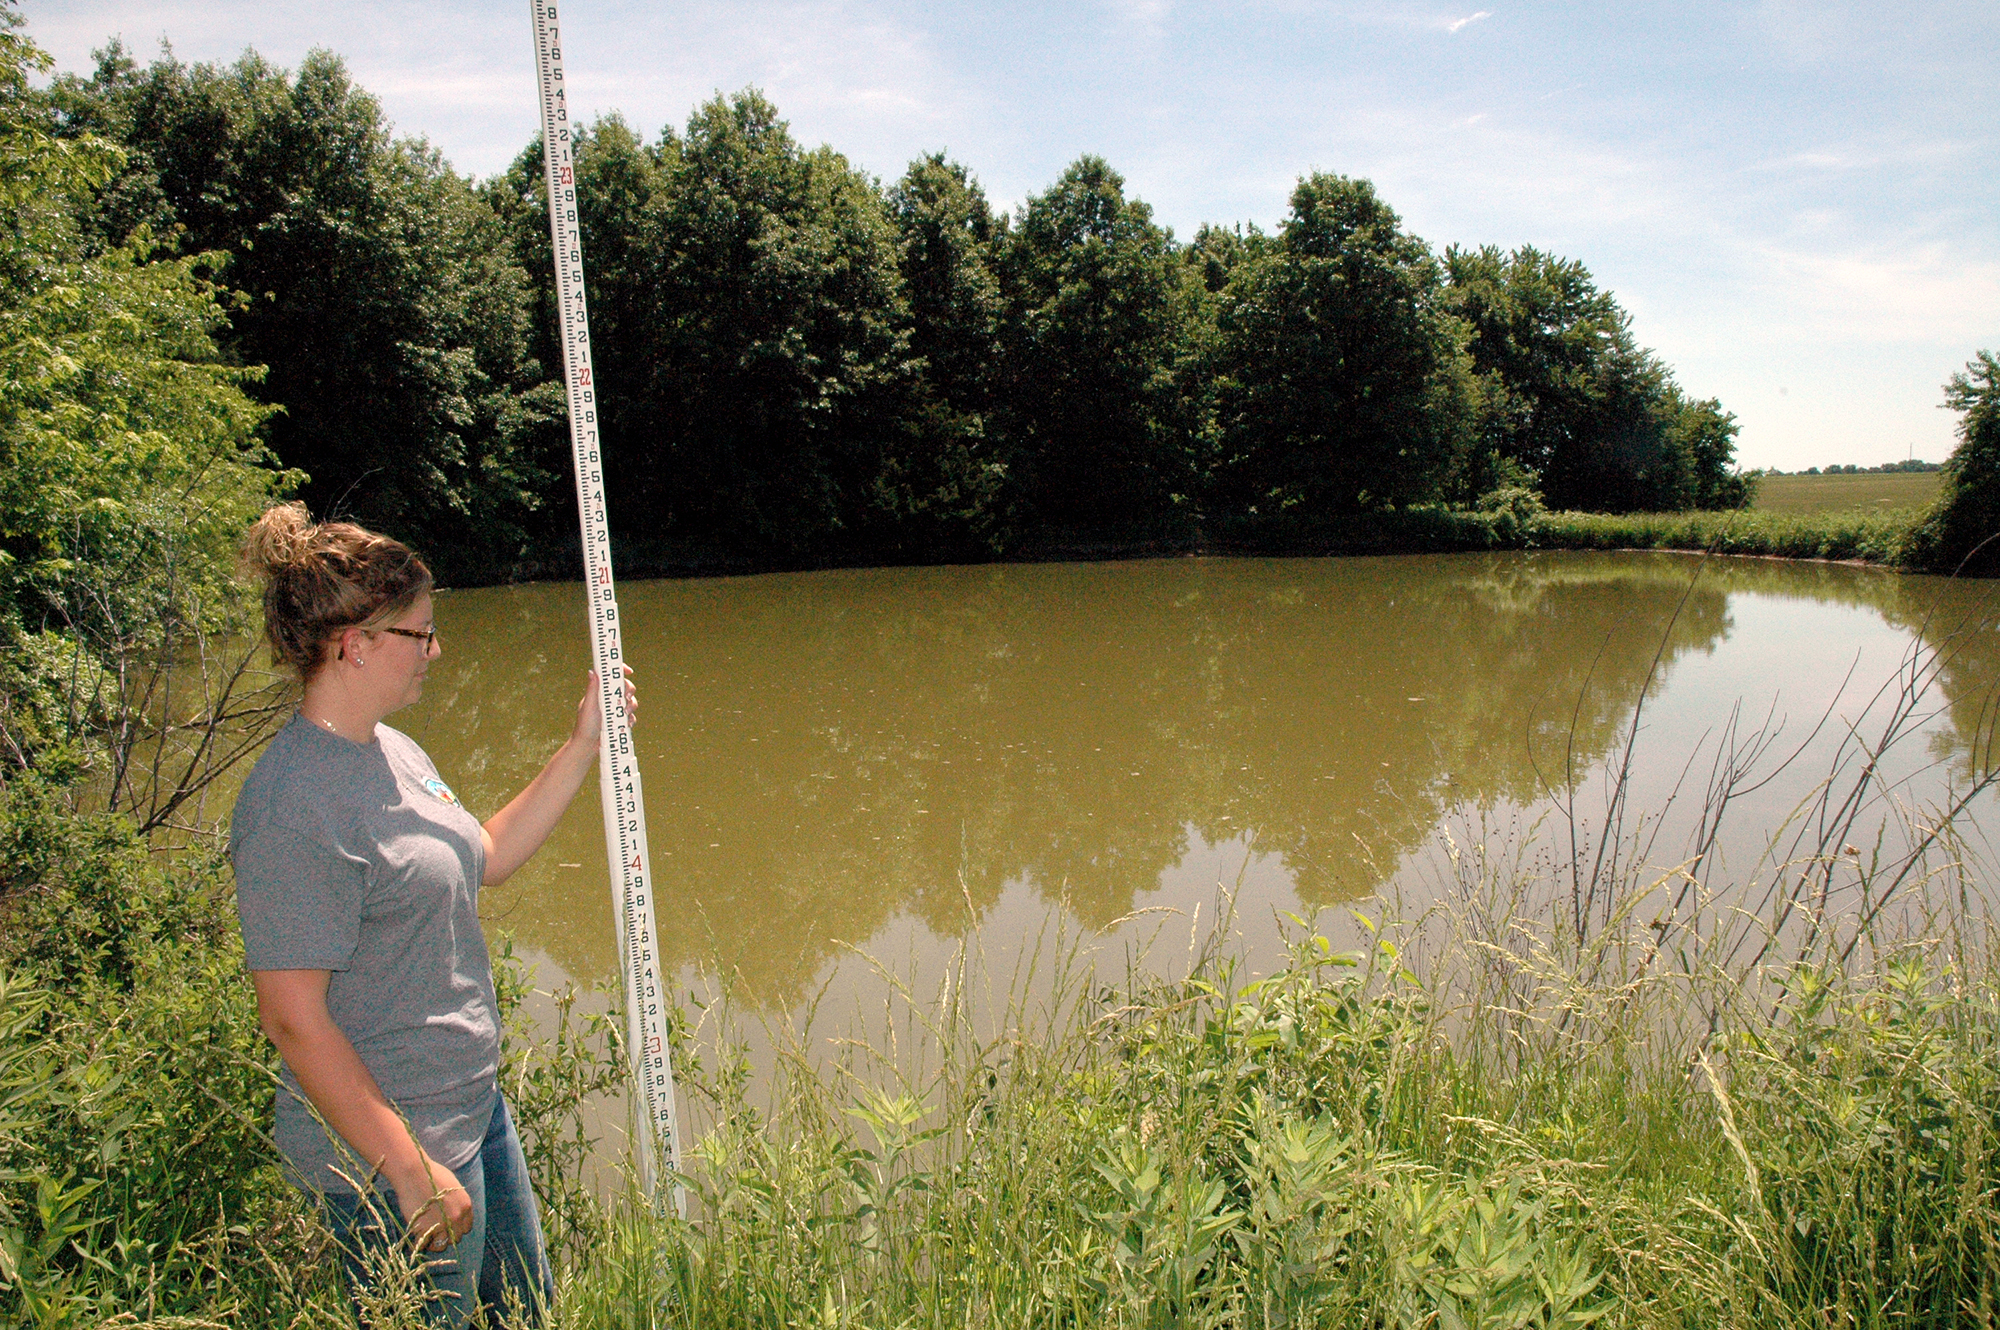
[{"x1": 528, "y1": 0, "x2": 683, "y2": 1214}]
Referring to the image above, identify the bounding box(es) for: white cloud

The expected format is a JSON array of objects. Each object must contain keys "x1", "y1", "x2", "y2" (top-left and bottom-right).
[
  {"x1": 1743, "y1": 244, "x2": 2000, "y2": 346},
  {"x1": 1628, "y1": 235, "x2": 1996, "y2": 468},
  {"x1": 1332, "y1": 107, "x2": 1678, "y2": 239},
  {"x1": 1446, "y1": 10, "x2": 1491, "y2": 34},
  {"x1": 1752, "y1": 137, "x2": 1975, "y2": 177},
  {"x1": 845, "y1": 86, "x2": 929, "y2": 115},
  {"x1": 362, "y1": 69, "x2": 520, "y2": 115}
]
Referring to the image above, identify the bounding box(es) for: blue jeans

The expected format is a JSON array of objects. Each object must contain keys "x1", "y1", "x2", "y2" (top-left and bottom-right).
[{"x1": 322, "y1": 1095, "x2": 555, "y2": 1328}]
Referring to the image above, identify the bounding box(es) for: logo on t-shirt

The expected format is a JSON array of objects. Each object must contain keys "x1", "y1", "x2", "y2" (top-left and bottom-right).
[{"x1": 421, "y1": 776, "x2": 462, "y2": 807}]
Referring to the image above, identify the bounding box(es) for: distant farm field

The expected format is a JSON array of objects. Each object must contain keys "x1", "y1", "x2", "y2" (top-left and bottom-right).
[{"x1": 1756, "y1": 471, "x2": 1940, "y2": 514}]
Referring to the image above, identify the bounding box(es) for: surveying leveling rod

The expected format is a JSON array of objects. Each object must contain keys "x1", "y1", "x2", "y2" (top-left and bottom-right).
[{"x1": 528, "y1": 0, "x2": 683, "y2": 1209}]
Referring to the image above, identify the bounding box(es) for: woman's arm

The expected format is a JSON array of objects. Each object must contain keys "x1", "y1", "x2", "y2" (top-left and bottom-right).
[
  {"x1": 480, "y1": 667, "x2": 637, "y2": 886},
  {"x1": 251, "y1": 969, "x2": 473, "y2": 1249}
]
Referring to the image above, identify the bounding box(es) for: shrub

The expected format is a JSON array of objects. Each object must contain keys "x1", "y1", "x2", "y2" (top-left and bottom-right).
[
  {"x1": 1902, "y1": 350, "x2": 2000, "y2": 575},
  {"x1": 0, "y1": 777, "x2": 343, "y2": 1326}
]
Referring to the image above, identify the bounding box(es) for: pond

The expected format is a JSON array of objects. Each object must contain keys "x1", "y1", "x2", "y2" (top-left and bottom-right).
[{"x1": 400, "y1": 551, "x2": 2000, "y2": 1032}]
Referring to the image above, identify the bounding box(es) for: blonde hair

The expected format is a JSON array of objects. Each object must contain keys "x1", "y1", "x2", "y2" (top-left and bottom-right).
[{"x1": 239, "y1": 503, "x2": 433, "y2": 680}]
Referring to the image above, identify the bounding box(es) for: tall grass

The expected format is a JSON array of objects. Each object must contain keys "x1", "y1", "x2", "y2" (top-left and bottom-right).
[
  {"x1": 1211, "y1": 503, "x2": 1925, "y2": 566},
  {"x1": 0, "y1": 777, "x2": 352, "y2": 1329},
  {"x1": 505, "y1": 882, "x2": 1997, "y2": 1328},
  {"x1": 1531, "y1": 508, "x2": 1917, "y2": 564}
]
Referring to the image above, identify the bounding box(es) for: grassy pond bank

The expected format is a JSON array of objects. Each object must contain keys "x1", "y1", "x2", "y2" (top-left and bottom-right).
[
  {"x1": 7, "y1": 548, "x2": 2000, "y2": 1327},
  {"x1": 594, "y1": 503, "x2": 1930, "y2": 582}
]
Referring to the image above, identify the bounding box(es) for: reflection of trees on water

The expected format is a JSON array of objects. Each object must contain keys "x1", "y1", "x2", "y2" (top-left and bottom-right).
[
  {"x1": 1675, "y1": 560, "x2": 2000, "y2": 781},
  {"x1": 1877, "y1": 579, "x2": 2000, "y2": 782},
  {"x1": 404, "y1": 553, "x2": 2000, "y2": 1008}
]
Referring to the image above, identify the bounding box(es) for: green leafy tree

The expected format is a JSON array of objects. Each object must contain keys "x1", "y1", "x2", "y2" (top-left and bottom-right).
[
  {"x1": 647, "y1": 93, "x2": 927, "y2": 556},
  {"x1": 1210, "y1": 174, "x2": 1473, "y2": 517},
  {"x1": 501, "y1": 93, "x2": 924, "y2": 559},
  {"x1": 485, "y1": 113, "x2": 666, "y2": 572},
  {"x1": 1665, "y1": 391, "x2": 1751, "y2": 509},
  {"x1": 1446, "y1": 244, "x2": 1612, "y2": 500},
  {"x1": 882, "y1": 152, "x2": 1007, "y2": 548},
  {"x1": 994, "y1": 155, "x2": 1197, "y2": 531},
  {"x1": 1173, "y1": 225, "x2": 1265, "y2": 500},
  {"x1": 51, "y1": 45, "x2": 557, "y2": 581},
  {"x1": 1181, "y1": 222, "x2": 1268, "y2": 297},
  {"x1": 889, "y1": 153, "x2": 1002, "y2": 423},
  {"x1": 1445, "y1": 244, "x2": 1742, "y2": 512},
  {"x1": 1903, "y1": 351, "x2": 2000, "y2": 575},
  {"x1": 0, "y1": 13, "x2": 284, "y2": 797}
]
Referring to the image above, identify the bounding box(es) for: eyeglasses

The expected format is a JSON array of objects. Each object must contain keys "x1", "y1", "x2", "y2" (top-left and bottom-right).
[{"x1": 380, "y1": 625, "x2": 437, "y2": 650}]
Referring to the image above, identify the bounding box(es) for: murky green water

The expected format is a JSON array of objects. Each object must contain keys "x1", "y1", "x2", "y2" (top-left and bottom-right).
[{"x1": 398, "y1": 551, "x2": 2000, "y2": 1011}]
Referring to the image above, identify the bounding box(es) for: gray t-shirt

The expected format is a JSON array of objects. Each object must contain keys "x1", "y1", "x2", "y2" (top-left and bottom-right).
[{"x1": 231, "y1": 713, "x2": 499, "y2": 1194}]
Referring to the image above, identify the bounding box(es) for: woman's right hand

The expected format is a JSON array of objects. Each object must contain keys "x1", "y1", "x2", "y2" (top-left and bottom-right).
[
  {"x1": 397, "y1": 1156, "x2": 473, "y2": 1252},
  {"x1": 249, "y1": 970, "x2": 477, "y2": 1253}
]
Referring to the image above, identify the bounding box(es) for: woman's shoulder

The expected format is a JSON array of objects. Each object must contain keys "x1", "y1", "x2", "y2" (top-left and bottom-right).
[
  {"x1": 373, "y1": 724, "x2": 439, "y2": 774},
  {"x1": 232, "y1": 715, "x2": 386, "y2": 840},
  {"x1": 374, "y1": 726, "x2": 474, "y2": 813}
]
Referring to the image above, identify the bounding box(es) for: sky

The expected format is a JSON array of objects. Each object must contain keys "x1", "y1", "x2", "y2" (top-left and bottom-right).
[{"x1": 22, "y1": 0, "x2": 1999, "y2": 471}]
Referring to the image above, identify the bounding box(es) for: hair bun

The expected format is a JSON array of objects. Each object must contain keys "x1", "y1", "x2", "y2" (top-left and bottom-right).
[
  {"x1": 239, "y1": 501, "x2": 320, "y2": 579},
  {"x1": 239, "y1": 503, "x2": 432, "y2": 680}
]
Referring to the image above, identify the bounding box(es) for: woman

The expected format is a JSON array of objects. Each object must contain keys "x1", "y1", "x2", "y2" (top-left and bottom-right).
[{"x1": 231, "y1": 503, "x2": 632, "y2": 1327}]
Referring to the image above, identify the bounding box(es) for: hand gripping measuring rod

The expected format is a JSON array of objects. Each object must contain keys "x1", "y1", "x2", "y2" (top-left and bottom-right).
[{"x1": 528, "y1": 0, "x2": 682, "y2": 1208}]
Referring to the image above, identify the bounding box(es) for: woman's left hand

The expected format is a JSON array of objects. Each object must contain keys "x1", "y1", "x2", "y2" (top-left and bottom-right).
[
  {"x1": 572, "y1": 665, "x2": 638, "y2": 751},
  {"x1": 484, "y1": 665, "x2": 641, "y2": 886}
]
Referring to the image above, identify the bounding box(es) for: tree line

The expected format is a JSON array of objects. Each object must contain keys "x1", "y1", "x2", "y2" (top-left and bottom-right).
[
  {"x1": 35, "y1": 37, "x2": 1750, "y2": 583},
  {"x1": 1772, "y1": 460, "x2": 1941, "y2": 475}
]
